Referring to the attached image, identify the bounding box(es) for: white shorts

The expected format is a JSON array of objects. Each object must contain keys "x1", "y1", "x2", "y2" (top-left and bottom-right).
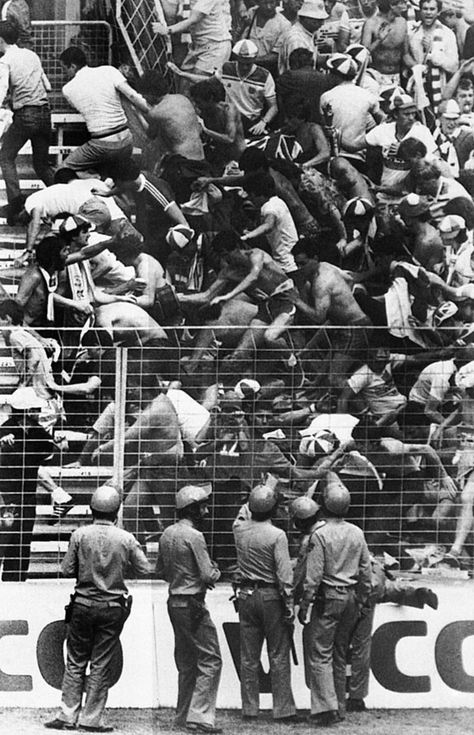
[{"x1": 181, "y1": 40, "x2": 231, "y2": 75}]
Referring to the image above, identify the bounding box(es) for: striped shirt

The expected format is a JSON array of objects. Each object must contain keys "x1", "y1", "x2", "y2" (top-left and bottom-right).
[
  {"x1": 219, "y1": 61, "x2": 275, "y2": 121},
  {"x1": 136, "y1": 173, "x2": 175, "y2": 211}
]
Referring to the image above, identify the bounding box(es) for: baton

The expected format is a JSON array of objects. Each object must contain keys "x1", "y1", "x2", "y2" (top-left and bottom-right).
[{"x1": 288, "y1": 623, "x2": 299, "y2": 666}]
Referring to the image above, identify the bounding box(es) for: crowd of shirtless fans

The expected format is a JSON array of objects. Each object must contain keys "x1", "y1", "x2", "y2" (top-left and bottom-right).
[{"x1": 3, "y1": 0, "x2": 474, "y2": 577}]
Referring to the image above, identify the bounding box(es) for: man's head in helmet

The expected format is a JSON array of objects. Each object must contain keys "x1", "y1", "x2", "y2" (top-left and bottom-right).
[
  {"x1": 318, "y1": 472, "x2": 351, "y2": 517},
  {"x1": 248, "y1": 483, "x2": 278, "y2": 521},
  {"x1": 175, "y1": 484, "x2": 212, "y2": 529},
  {"x1": 90, "y1": 484, "x2": 122, "y2": 522},
  {"x1": 290, "y1": 496, "x2": 320, "y2": 531}
]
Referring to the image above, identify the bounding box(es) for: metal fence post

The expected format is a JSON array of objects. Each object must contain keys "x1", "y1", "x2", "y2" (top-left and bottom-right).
[{"x1": 114, "y1": 346, "x2": 127, "y2": 527}]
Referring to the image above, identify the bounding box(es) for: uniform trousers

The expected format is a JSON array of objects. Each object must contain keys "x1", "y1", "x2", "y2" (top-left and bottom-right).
[
  {"x1": 58, "y1": 601, "x2": 125, "y2": 728},
  {"x1": 305, "y1": 586, "x2": 357, "y2": 715},
  {"x1": 238, "y1": 587, "x2": 295, "y2": 719},
  {"x1": 168, "y1": 596, "x2": 222, "y2": 727}
]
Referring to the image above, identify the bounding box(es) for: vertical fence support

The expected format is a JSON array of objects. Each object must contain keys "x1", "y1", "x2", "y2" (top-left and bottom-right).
[{"x1": 113, "y1": 346, "x2": 127, "y2": 527}]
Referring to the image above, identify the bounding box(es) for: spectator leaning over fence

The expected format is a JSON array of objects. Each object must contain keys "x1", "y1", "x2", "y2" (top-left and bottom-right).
[
  {"x1": 156, "y1": 485, "x2": 223, "y2": 734},
  {"x1": 0, "y1": 20, "x2": 54, "y2": 225},
  {"x1": 58, "y1": 47, "x2": 150, "y2": 176},
  {"x1": 45, "y1": 484, "x2": 151, "y2": 732}
]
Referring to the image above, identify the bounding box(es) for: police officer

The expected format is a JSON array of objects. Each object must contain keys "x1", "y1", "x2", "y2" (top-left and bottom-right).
[
  {"x1": 156, "y1": 485, "x2": 223, "y2": 734},
  {"x1": 45, "y1": 484, "x2": 151, "y2": 732},
  {"x1": 233, "y1": 483, "x2": 298, "y2": 723},
  {"x1": 290, "y1": 495, "x2": 324, "y2": 693},
  {"x1": 297, "y1": 472, "x2": 372, "y2": 726}
]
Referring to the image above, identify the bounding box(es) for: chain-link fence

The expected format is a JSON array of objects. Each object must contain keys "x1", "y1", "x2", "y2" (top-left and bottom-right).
[
  {"x1": 0, "y1": 325, "x2": 470, "y2": 581},
  {"x1": 31, "y1": 21, "x2": 113, "y2": 113}
]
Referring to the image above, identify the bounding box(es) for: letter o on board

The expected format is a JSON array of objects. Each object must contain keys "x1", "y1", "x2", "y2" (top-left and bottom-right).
[{"x1": 36, "y1": 621, "x2": 124, "y2": 690}]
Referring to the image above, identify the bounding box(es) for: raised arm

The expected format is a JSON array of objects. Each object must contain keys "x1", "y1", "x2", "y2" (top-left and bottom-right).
[{"x1": 116, "y1": 79, "x2": 151, "y2": 115}]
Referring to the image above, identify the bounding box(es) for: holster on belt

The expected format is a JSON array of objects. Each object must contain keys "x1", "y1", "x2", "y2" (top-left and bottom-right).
[
  {"x1": 122, "y1": 595, "x2": 133, "y2": 624},
  {"x1": 64, "y1": 593, "x2": 77, "y2": 624},
  {"x1": 314, "y1": 586, "x2": 325, "y2": 615}
]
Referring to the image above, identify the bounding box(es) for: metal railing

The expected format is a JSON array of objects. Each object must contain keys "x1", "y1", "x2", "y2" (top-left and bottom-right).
[{"x1": 0, "y1": 326, "x2": 469, "y2": 580}]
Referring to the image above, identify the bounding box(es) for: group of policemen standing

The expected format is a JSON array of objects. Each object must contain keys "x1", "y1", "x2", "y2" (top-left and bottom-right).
[{"x1": 43, "y1": 473, "x2": 437, "y2": 732}]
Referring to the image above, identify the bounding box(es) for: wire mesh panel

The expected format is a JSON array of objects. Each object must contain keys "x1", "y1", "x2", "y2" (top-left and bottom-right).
[
  {"x1": 31, "y1": 21, "x2": 113, "y2": 112},
  {"x1": 115, "y1": 0, "x2": 169, "y2": 75},
  {"x1": 0, "y1": 326, "x2": 470, "y2": 580}
]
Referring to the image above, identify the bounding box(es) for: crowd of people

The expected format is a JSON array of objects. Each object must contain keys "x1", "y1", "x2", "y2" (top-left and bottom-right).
[
  {"x1": 1, "y1": 0, "x2": 474, "y2": 575},
  {"x1": 0, "y1": 0, "x2": 472, "y2": 730}
]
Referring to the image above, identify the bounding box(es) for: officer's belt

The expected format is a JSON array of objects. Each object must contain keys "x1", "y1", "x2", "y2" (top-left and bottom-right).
[
  {"x1": 321, "y1": 583, "x2": 354, "y2": 594},
  {"x1": 74, "y1": 595, "x2": 124, "y2": 609},
  {"x1": 240, "y1": 579, "x2": 278, "y2": 589}
]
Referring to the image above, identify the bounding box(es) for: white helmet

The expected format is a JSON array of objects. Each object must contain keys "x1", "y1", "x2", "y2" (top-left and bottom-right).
[{"x1": 90, "y1": 484, "x2": 121, "y2": 513}]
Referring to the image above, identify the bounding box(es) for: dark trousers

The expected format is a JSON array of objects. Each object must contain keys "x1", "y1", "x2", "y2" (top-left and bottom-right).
[
  {"x1": 0, "y1": 105, "x2": 54, "y2": 207},
  {"x1": 168, "y1": 598, "x2": 222, "y2": 727},
  {"x1": 0, "y1": 488, "x2": 36, "y2": 581},
  {"x1": 58, "y1": 602, "x2": 125, "y2": 728},
  {"x1": 238, "y1": 588, "x2": 295, "y2": 719}
]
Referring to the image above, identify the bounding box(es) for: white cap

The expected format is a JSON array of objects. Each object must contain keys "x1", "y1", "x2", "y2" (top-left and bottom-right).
[
  {"x1": 439, "y1": 214, "x2": 465, "y2": 237},
  {"x1": 456, "y1": 361, "x2": 474, "y2": 389},
  {"x1": 166, "y1": 224, "x2": 195, "y2": 249},
  {"x1": 299, "y1": 413, "x2": 359, "y2": 443},
  {"x1": 232, "y1": 39, "x2": 259, "y2": 58},
  {"x1": 298, "y1": 0, "x2": 329, "y2": 19},
  {"x1": 7, "y1": 387, "x2": 47, "y2": 410},
  {"x1": 234, "y1": 379, "x2": 261, "y2": 399},
  {"x1": 439, "y1": 99, "x2": 461, "y2": 118}
]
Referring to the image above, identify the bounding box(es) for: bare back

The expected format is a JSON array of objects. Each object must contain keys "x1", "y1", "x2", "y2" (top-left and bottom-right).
[
  {"x1": 311, "y1": 262, "x2": 369, "y2": 325},
  {"x1": 147, "y1": 94, "x2": 204, "y2": 160}
]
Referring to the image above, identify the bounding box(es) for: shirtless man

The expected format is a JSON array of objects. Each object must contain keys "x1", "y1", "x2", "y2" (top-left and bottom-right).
[
  {"x1": 179, "y1": 231, "x2": 300, "y2": 377},
  {"x1": 361, "y1": 0, "x2": 414, "y2": 92},
  {"x1": 146, "y1": 82, "x2": 211, "y2": 204},
  {"x1": 295, "y1": 254, "x2": 373, "y2": 389}
]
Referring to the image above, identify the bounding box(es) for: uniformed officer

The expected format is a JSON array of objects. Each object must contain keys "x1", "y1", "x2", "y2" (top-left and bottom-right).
[
  {"x1": 233, "y1": 483, "x2": 298, "y2": 723},
  {"x1": 156, "y1": 485, "x2": 223, "y2": 734},
  {"x1": 290, "y1": 495, "x2": 324, "y2": 692},
  {"x1": 45, "y1": 484, "x2": 151, "y2": 732},
  {"x1": 297, "y1": 472, "x2": 372, "y2": 726}
]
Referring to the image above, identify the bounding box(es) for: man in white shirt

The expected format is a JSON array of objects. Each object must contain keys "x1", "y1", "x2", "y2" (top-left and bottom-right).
[
  {"x1": 412, "y1": 159, "x2": 471, "y2": 221},
  {"x1": 320, "y1": 53, "x2": 384, "y2": 171},
  {"x1": 153, "y1": 0, "x2": 231, "y2": 76},
  {"x1": 23, "y1": 168, "x2": 127, "y2": 257},
  {"x1": 242, "y1": 172, "x2": 298, "y2": 274},
  {"x1": 58, "y1": 46, "x2": 150, "y2": 174},
  {"x1": 365, "y1": 93, "x2": 438, "y2": 188},
  {"x1": 279, "y1": 0, "x2": 329, "y2": 73},
  {"x1": 0, "y1": 21, "x2": 54, "y2": 223}
]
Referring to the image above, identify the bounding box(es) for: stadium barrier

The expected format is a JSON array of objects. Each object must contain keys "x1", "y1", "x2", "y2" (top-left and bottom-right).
[{"x1": 0, "y1": 579, "x2": 473, "y2": 709}]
